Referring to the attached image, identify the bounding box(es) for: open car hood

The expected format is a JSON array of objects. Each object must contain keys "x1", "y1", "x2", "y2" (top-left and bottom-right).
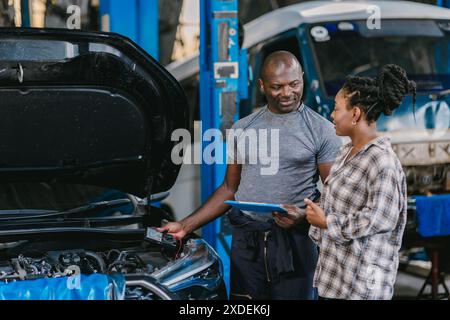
[{"x1": 0, "y1": 28, "x2": 189, "y2": 197}]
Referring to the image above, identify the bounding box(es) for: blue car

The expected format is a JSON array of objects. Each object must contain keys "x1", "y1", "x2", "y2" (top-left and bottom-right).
[{"x1": 0, "y1": 28, "x2": 225, "y2": 300}]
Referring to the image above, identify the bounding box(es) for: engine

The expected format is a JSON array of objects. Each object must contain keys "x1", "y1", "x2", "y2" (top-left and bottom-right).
[
  {"x1": 0, "y1": 238, "x2": 225, "y2": 300},
  {"x1": 0, "y1": 249, "x2": 155, "y2": 283}
]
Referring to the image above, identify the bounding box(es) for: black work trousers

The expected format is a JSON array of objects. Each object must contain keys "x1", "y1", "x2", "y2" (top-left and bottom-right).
[{"x1": 228, "y1": 215, "x2": 318, "y2": 300}]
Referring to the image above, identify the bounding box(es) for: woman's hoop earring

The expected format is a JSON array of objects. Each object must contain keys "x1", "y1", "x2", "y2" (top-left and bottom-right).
[{"x1": 352, "y1": 121, "x2": 357, "y2": 126}]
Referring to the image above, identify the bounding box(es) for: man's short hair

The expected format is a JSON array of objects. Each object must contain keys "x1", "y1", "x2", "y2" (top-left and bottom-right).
[{"x1": 260, "y1": 51, "x2": 303, "y2": 81}]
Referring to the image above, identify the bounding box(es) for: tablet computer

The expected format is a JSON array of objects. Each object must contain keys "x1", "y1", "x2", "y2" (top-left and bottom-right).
[{"x1": 225, "y1": 200, "x2": 287, "y2": 213}]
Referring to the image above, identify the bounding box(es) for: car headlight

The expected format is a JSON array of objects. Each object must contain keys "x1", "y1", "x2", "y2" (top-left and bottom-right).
[{"x1": 150, "y1": 239, "x2": 223, "y2": 293}]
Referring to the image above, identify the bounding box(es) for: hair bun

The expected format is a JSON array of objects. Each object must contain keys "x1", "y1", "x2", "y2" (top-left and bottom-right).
[{"x1": 377, "y1": 64, "x2": 411, "y2": 115}]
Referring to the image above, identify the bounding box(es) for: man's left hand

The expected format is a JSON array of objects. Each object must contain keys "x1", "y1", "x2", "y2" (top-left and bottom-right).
[
  {"x1": 272, "y1": 204, "x2": 305, "y2": 229},
  {"x1": 304, "y1": 199, "x2": 327, "y2": 229}
]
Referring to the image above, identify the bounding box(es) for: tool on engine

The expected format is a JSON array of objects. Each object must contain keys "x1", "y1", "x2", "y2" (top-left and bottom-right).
[{"x1": 145, "y1": 227, "x2": 179, "y2": 250}]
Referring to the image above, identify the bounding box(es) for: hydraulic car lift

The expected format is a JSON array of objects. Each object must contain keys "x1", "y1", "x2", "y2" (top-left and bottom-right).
[
  {"x1": 99, "y1": 0, "x2": 159, "y2": 59},
  {"x1": 438, "y1": 0, "x2": 450, "y2": 8},
  {"x1": 199, "y1": 0, "x2": 247, "y2": 293}
]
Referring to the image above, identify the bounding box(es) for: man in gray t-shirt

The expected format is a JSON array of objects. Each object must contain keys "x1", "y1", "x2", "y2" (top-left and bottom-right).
[
  {"x1": 231, "y1": 102, "x2": 339, "y2": 221},
  {"x1": 159, "y1": 51, "x2": 341, "y2": 299}
]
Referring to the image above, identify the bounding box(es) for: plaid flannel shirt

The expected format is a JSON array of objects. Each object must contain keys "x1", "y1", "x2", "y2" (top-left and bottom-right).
[{"x1": 309, "y1": 136, "x2": 407, "y2": 300}]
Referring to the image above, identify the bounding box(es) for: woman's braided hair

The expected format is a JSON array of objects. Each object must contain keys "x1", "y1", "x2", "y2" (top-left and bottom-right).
[{"x1": 342, "y1": 64, "x2": 417, "y2": 122}]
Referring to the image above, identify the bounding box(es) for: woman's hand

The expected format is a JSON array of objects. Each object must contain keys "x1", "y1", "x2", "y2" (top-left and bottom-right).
[
  {"x1": 304, "y1": 199, "x2": 327, "y2": 229},
  {"x1": 272, "y1": 204, "x2": 306, "y2": 229}
]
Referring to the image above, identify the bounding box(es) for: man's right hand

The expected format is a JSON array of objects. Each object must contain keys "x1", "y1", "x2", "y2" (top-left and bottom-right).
[
  {"x1": 155, "y1": 163, "x2": 242, "y2": 241},
  {"x1": 157, "y1": 222, "x2": 188, "y2": 240}
]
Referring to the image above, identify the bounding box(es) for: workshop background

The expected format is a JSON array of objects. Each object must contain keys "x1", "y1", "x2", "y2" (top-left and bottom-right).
[{"x1": 1, "y1": 0, "x2": 449, "y2": 300}]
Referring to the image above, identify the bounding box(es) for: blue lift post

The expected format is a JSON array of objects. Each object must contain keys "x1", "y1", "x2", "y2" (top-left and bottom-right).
[
  {"x1": 200, "y1": 0, "x2": 248, "y2": 294},
  {"x1": 20, "y1": 0, "x2": 31, "y2": 27},
  {"x1": 99, "y1": 0, "x2": 159, "y2": 59},
  {"x1": 437, "y1": 0, "x2": 450, "y2": 8}
]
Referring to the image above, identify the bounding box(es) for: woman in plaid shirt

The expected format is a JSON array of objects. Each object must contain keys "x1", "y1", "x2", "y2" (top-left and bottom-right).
[{"x1": 284, "y1": 64, "x2": 416, "y2": 299}]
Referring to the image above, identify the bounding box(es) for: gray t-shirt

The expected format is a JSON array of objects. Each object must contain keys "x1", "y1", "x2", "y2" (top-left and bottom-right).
[{"x1": 229, "y1": 104, "x2": 341, "y2": 220}]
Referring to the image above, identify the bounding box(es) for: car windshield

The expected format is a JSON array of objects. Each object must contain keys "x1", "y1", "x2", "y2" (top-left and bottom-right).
[
  {"x1": 0, "y1": 182, "x2": 134, "y2": 216},
  {"x1": 310, "y1": 20, "x2": 450, "y2": 96}
]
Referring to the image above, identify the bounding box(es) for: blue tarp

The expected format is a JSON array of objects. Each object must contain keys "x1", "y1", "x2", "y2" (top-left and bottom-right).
[
  {"x1": 415, "y1": 194, "x2": 450, "y2": 238},
  {"x1": 0, "y1": 273, "x2": 125, "y2": 300}
]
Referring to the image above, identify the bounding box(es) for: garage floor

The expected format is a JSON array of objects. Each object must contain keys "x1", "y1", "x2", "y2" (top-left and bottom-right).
[{"x1": 393, "y1": 271, "x2": 450, "y2": 300}]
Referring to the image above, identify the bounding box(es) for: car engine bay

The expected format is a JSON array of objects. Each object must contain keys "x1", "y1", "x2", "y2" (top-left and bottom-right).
[
  {"x1": 0, "y1": 234, "x2": 225, "y2": 300},
  {"x1": 0, "y1": 248, "x2": 164, "y2": 282}
]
